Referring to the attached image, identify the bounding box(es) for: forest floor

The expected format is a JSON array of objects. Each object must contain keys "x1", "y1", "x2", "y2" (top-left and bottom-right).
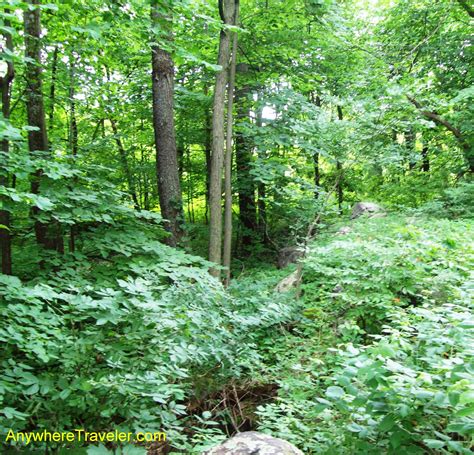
[{"x1": 187, "y1": 211, "x2": 474, "y2": 454}]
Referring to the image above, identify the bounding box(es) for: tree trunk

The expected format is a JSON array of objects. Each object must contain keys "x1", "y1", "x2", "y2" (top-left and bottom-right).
[
  {"x1": 110, "y1": 119, "x2": 140, "y2": 209},
  {"x1": 151, "y1": 0, "x2": 183, "y2": 246},
  {"x1": 68, "y1": 53, "x2": 79, "y2": 253},
  {"x1": 48, "y1": 45, "x2": 59, "y2": 134},
  {"x1": 421, "y1": 145, "x2": 430, "y2": 172},
  {"x1": 203, "y1": 84, "x2": 212, "y2": 225},
  {"x1": 208, "y1": 0, "x2": 236, "y2": 277},
  {"x1": 223, "y1": 1, "x2": 239, "y2": 286},
  {"x1": 405, "y1": 129, "x2": 416, "y2": 170},
  {"x1": 235, "y1": 85, "x2": 257, "y2": 253},
  {"x1": 336, "y1": 105, "x2": 344, "y2": 214},
  {"x1": 312, "y1": 93, "x2": 321, "y2": 199},
  {"x1": 255, "y1": 98, "x2": 268, "y2": 244},
  {"x1": 0, "y1": 10, "x2": 14, "y2": 274},
  {"x1": 69, "y1": 55, "x2": 78, "y2": 156},
  {"x1": 24, "y1": 0, "x2": 63, "y2": 252}
]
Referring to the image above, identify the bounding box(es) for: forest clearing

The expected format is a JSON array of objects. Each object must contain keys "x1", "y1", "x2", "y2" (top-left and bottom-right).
[{"x1": 0, "y1": 0, "x2": 473, "y2": 453}]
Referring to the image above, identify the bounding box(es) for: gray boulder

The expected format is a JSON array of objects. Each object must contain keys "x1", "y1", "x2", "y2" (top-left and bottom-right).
[
  {"x1": 204, "y1": 431, "x2": 304, "y2": 455},
  {"x1": 275, "y1": 269, "x2": 301, "y2": 293},
  {"x1": 277, "y1": 246, "x2": 304, "y2": 269},
  {"x1": 350, "y1": 202, "x2": 385, "y2": 220}
]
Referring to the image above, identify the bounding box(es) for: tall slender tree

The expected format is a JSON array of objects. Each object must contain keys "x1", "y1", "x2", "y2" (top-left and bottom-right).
[
  {"x1": 151, "y1": 0, "x2": 183, "y2": 246},
  {"x1": 235, "y1": 84, "x2": 257, "y2": 252},
  {"x1": 208, "y1": 0, "x2": 237, "y2": 277},
  {"x1": 223, "y1": 0, "x2": 240, "y2": 286},
  {"x1": 0, "y1": 10, "x2": 14, "y2": 274},
  {"x1": 24, "y1": 0, "x2": 63, "y2": 252},
  {"x1": 336, "y1": 105, "x2": 344, "y2": 214}
]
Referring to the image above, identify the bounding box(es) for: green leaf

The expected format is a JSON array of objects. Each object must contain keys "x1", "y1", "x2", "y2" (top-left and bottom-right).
[
  {"x1": 326, "y1": 386, "x2": 345, "y2": 399},
  {"x1": 379, "y1": 414, "x2": 396, "y2": 432},
  {"x1": 423, "y1": 439, "x2": 445, "y2": 449}
]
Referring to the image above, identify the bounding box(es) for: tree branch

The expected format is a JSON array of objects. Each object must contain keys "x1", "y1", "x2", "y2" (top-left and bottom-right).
[
  {"x1": 407, "y1": 96, "x2": 464, "y2": 141},
  {"x1": 456, "y1": 0, "x2": 474, "y2": 18}
]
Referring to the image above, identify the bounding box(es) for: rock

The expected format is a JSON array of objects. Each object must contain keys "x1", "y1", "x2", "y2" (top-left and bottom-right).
[
  {"x1": 275, "y1": 269, "x2": 301, "y2": 293},
  {"x1": 337, "y1": 226, "x2": 352, "y2": 235},
  {"x1": 277, "y1": 246, "x2": 304, "y2": 269},
  {"x1": 350, "y1": 202, "x2": 385, "y2": 220},
  {"x1": 204, "y1": 431, "x2": 304, "y2": 455},
  {"x1": 332, "y1": 284, "x2": 344, "y2": 294}
]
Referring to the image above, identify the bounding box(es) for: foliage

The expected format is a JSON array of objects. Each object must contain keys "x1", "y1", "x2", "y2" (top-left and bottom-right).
[{"x1": 255, "y1": 214, "x2": 474, "y2": 453}]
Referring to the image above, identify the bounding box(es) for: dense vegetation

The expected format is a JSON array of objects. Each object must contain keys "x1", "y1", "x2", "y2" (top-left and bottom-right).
[{"x1": 0, "y1": 0, "x2": 473, "y2": 454}]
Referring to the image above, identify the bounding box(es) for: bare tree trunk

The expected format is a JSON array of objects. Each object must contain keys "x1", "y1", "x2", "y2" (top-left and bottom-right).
[
  {"x1": 69, "y1": 55, "x2": 78, "y2": 156},
  {"x1": 312, "y1": 94, "x2": 321, "y2": 198},
  {"x1": 110, "y1": 118, "x2": 140, "y2": 210},
  {"x1": 208, "y1": 0, "x2": 236, "y2": 277},
  {"x1": 24, "y1": 0, "x2": 63, "y2": 253},
  {"x1": 68, "y1": 53, "x2": 79, "y2": 253},
  {"x1": 336, "y1": 105, "x2": 344, "y2": 214},
  {"x1": 421, "y1": 145, "x2": 430, "y2": 172},
  {"x1": 255, "y1": 97, "x2": 267, "y2": 244},
  {"x1": 203, "y1": 84, "x2": 212, "y2": 225},
  {"x1": 405, "y1": 129, "x2": 416, "y2": 170},
  {"x1": 48, "y1": 45, "x2": 58, "y2": 134},
  {"x1": 0, "y1": 11, "x2": 14, "y2": 274},
  {"x1": 235, "y1": 85, "x2": 257, "y2": 254},
  {"x1": 151, "y1": 0, "x2": 183, "y2": 246},
  {"x1": 223, "y1": 1, "x2": 239, "y2": 286}
]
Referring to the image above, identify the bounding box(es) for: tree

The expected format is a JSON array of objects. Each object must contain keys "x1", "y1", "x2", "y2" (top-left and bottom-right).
[
  {"x1": 223, "y1": 0, "x2": 239, "y2": 286},
  {"x1": 235, "y1": 85, "x2": 257, "y2": 252},
  {"x1": 0, "y1": 9, "x2": 14, "y2": 274},
  {"x1": 151, "y1": 0, "x2": 183, "y2": 246},
  {"x1": 208, "y1": 0, "x2": 237, "y2": 277},
  {"x1": 24, "y1": 0, "x2": 63, "y2": 252}
]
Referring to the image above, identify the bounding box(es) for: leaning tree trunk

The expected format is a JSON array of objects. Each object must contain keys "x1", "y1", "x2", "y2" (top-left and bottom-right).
[
  {"x1": 151, "y1": 0, "x2": 183, "y2": 246},
  {"x1": 222, "y1": 0, "x2": 239, "y2": 286},
  {"x1": 208, "y1": 0, "x2": 236, "y2": 277},
  {"x1": 24, "y1": 0, "x2": 63, "y2": 252},
  {"x1": 0, "y1": 10, "x2": 14, "y2": 274}
]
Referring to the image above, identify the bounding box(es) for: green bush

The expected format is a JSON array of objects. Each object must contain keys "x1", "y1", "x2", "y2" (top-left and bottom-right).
[{"x1": 255, "y1": 215, "x2": 474, "y2": 454}]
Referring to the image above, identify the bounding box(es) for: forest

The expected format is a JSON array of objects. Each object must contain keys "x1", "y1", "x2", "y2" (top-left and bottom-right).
[{"x1": 0, "y1": 0, "x2": 473, "y2": 453}]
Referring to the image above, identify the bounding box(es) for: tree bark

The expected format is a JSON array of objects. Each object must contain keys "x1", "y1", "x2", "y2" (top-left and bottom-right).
[
  {"x1": 312, "y1": 93, "x2": 321, "y2": 199},
  {"x1": 208, "y1": 0, "x2": 236, "y2": 277},
  {"x1": 405, "y1": 128, "x2": 416, "y2": 170},
  {"x1": 151, "y1": 0, "x2": 183, "y2": 246},
  {"x1": 255, "y1": 98, "x2": 267, "y2": 244},
  {"x1": 223, "y1": 1, "x2": 239, "y2": 286},
  {"x1": 336, "y1": 105, "x2": 344, "y2": 214},
  {"x1": 24, "y1": 0, "x2": 63, "y2": 252},
  {"x1": 0, "y1": 10, "x2": 14, "y2": 274},
  {"x1": 110, "y1": 118, "x2": 140, "y2": 210},
  {"x1": 421, "y1": 145, "x2": 430, "y2": 172},
  {"x1": 48, "y1": 45, "x2": 59, "y2": 134},
  {"x1": 69, "y1": 55, "x2": 78, "y2": 156},
  {"x1": 235, "y1": 85, "x2": 257, "y2": 253},
  {"x1": 204, "y1": 86, "x2": 212, "y2": 225}
]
